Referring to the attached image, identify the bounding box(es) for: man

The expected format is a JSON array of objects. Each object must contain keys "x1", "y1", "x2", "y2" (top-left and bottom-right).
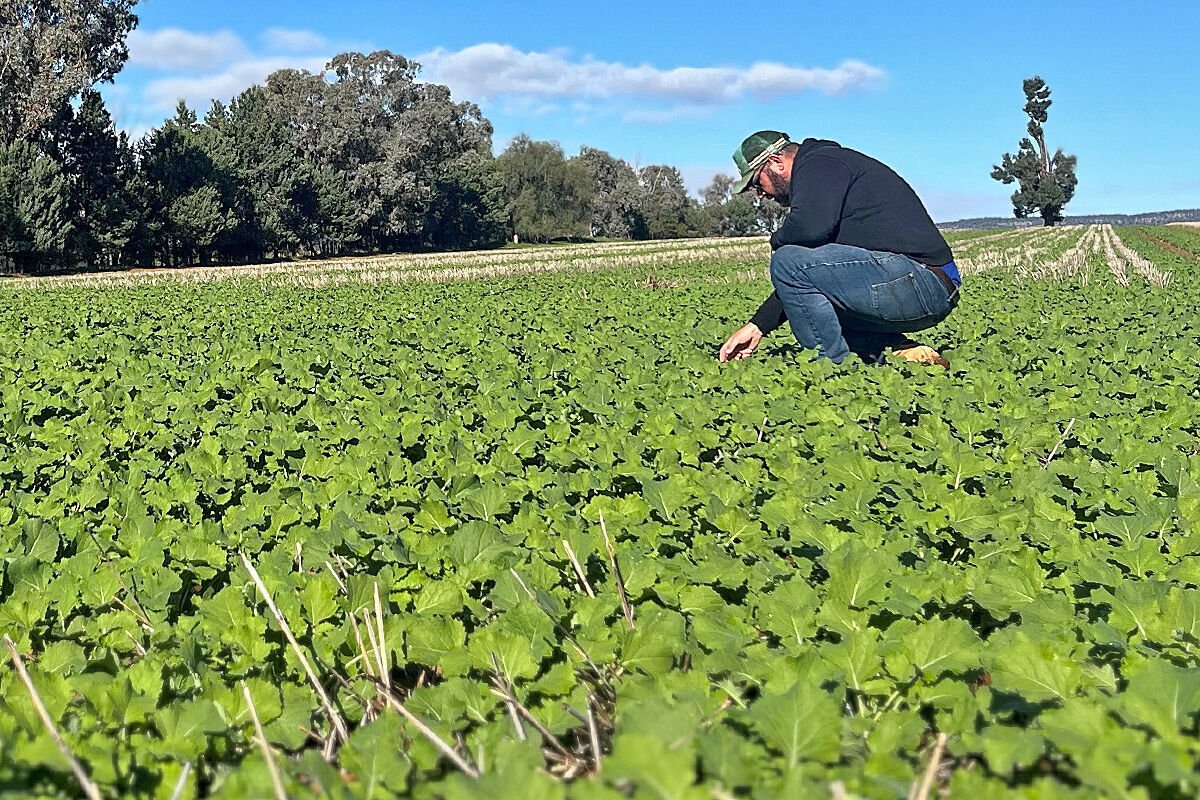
[{"x1": 718, "y1": 131, "x2": 960, "y2": 367}]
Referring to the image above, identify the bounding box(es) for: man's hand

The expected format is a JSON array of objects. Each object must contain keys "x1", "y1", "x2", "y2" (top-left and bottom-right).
[{"x1": 719, "y1": 322, "x2": 763, "y2": 362}]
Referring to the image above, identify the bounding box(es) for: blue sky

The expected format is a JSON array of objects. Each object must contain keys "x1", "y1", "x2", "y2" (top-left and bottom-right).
[{"x1": 103, "y1": 0, "x2": 1200, "y2": 221}]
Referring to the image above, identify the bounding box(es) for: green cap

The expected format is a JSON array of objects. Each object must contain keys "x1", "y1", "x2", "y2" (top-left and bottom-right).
[{"x1": 731, "y1": 130, "x2": 791, "y2": 193}]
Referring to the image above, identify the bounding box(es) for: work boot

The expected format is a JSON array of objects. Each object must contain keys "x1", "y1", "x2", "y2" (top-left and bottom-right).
[{"x1": 889, "y1": 341, "x2": 950, "y2": 368}]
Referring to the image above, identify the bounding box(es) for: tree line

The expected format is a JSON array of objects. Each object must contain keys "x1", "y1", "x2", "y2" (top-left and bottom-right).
[{"x1": 1, "y1": 3, "x2": 783, "y2": 275}]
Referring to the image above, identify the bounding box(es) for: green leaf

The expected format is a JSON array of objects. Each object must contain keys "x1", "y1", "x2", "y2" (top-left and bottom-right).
[
  {"x1": 445, "y1": 521, "x2": 513, "y2": 567},
  {"x1": 339, "y1": 712, "x2": 412, "y2": 798},
  {"x1": 1112, "y1": 659, "x2": 1200, "y2": 736},
  {"x1": 746, "y1": 682, "x2": 842, "y2": 768},
  {"x1": 823, "y1": 540, "x2": 890, "y2": 610},
  {"x1": 986, "y1": 630, "x2": 1081, "y2": 703},
  {"x1": 883, "y1": 618, "x2": 982, "y2": 682},
  {"x1": 820, "y1": 629, "x2": 885, "y2": 694},
  {"x1": 157, "y1": 700, "x2": 225, "y2": 760}
]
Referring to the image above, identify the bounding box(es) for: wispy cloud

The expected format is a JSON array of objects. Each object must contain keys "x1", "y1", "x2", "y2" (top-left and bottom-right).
[
  {"x1": 113, "y1": 31, "x2": 886, "y2": 139},
  {"x1": 127, "y1": 29, "x2": 248, "y2": 72},
  {"x1": 142, "y1": 56, "x2": 329, "y2": 115},
  {"x1": 114, "y1": 27, "x2": 336, "y2": 134},
  {"x1": 417, "y1": 43, "x2": 885, "y2": 107},
  {"x1": 261, "y1": 27, "x2": 329, "y2": 54}
]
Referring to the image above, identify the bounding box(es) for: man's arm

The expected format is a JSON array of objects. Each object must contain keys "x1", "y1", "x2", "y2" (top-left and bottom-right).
[
  {"x1": 718, "y1": 293, "x2": 788, "y2": 362},
  {"x1": 769, "y1": 155, "x2": 853, "y2": 251},
  {"x1": 749, "y1": 292, "x2": 786, "y2": 334}
]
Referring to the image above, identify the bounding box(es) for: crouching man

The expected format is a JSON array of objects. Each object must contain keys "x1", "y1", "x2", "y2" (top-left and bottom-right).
[{"x1": 718, "y1": 131, "x2": 961, "y2": 367}]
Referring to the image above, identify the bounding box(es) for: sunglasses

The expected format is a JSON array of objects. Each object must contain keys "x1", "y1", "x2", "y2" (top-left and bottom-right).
[{"x1": 751, "y1": 166, "x2": 768, "y2": 197}]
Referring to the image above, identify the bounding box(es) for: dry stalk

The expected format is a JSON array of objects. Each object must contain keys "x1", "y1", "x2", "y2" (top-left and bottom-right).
[
  {"x1": 830, "y1": 781, "x2": 850, "y2": 800},
  {"x1": 488, "y1": 676, "x2": 577, "y2": 766},
  {"x1": 242, "y1": 682, "x2": 288, "y2": 800},
  {"x1": 360, "y1": 608, "x2": 381, "y2": 662},
  {"x1": 239, "y1": 552, "x2": 350, "y2": 745},
  {"x1": 3, "y1": 635, "x2": 103, "y2": 800},
  {"x1": 349, "y1": 612, "x2": 376, "y2": 678},
  {"x1": 124, "y1": 630, "x2": 148, "y2": 657},
  {"x1": 909, "y1": 732, "x2": 948, "y2": 800},
  {"x1": 380, "y1": 687, "x2": 480, "y2": 778},
  {"x1": 508, "y1": 568, "x2": 605, "y2": 678},
  {"x1": 1042, "y1": 418, "x2": 1077, "y2": 468},
  {"x1": 324, "y1": 561, "x2": 348, "y2": 595},
  {"x1": 562, "y1": 539, "x2": 596, "y2": 597},
  {"x1": 372, "y1": 583, "x2": 390, "y2": 689},
  {"x1": 168, "y1": 762, "x2": 192, "y2": 800},
  {"x1": 491, "y1": 652, "x2": 527, "y2": 741},
  {"x1": 586, "y1": 700, "x2": 603, "y2": 775},
  {"x1": 599, "y1": 511, "x2": 635, "y2": 631}
]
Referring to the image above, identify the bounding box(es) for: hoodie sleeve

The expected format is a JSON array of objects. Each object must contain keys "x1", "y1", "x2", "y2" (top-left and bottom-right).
[
  {"x1": 769, "y1": 154, "x2": 854, "y2": 251},
  {"x1": 749, "y1": 292, "x2": 787, "y2": 334}
]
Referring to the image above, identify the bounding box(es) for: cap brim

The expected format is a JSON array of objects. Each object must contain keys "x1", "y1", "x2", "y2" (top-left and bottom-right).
[{"x1": 733, "y1": 170, "x2": 756, "y2": 194}]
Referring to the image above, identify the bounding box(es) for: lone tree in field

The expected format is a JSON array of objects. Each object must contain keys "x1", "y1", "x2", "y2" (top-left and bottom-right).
[{"x1": 991, "y1": 76, "x2": 1078, "y2": 227}]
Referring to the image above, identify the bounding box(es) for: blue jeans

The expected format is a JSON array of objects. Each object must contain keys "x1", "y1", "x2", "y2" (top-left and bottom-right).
[{"x1": 770, "y1": 244, "x2": 958, "y2": 363}]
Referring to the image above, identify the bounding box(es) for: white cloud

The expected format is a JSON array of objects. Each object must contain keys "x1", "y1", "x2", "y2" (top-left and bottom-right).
[
  {"x1": 417, "y1": 43, "x2": 885, "y2": 106},
  {"x1": 128, "y1": 29, "x2": 247, "y2": 72},
  {"x1": 262, "y1": 28, "x2": 329, "y2": 53},
  {"x1": 143, "y1": 56, "x2": 329, "y2": 115}
]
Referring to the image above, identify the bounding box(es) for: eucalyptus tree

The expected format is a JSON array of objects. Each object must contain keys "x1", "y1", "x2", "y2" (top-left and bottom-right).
[
  {"x1": 572, "y1": 146, "x2": 645, "y2": 239},
  {"x1": 698, "y1": 172, "x2": 787, "y2": 237},
  {"x1": 243, "y1": 51, "x2": 504, "y2": 254},
  {"x1": 0, "y1": 0, "x2": 138, "y2": 143},
  {"x1": 637, "y1": 165, "x2": 690, "y2": 239}
]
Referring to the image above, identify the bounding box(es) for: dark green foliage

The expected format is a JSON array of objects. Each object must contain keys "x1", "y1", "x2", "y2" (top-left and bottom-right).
[
  {"x1": 133, "y1": 102, "x2": 238, "y2": 266},
  {"x1": 497, "y1": 135, "x2": 593, "y2": 243},
  {"x1": 0, "y1": 140, "x2": 73, "y2": 272},
  {"x1": 991, "y1": 76, "x2": 1078, "y2": 227},
  {"x1": 424, "y1": 150, "x2": 509, "y2": 250},
  {"x1": 573, "y1": 146, "x2": 646, "y2": 239},
  {"x1": 637, "y1": 165, "x2": 690, "y2": 239},
  {"x1": 43, "y1": 90, "x2": 137, "y2": 269}
]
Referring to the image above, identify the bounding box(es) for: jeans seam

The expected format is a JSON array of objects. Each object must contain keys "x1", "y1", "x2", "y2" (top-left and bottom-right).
[
  {"x1": 770, "y1": 268, "x2": 837, "y2": 356},
  {"x1": 784, "y1": 288, "x2": 827, "y2": 350},
  {"x1": 789, "y1": 258, "x2": 877, "y2": 271}
]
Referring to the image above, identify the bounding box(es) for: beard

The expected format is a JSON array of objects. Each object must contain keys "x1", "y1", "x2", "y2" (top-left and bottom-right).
[{"x1": 763, "y1": 170, "x2": 789, "y2": 203}]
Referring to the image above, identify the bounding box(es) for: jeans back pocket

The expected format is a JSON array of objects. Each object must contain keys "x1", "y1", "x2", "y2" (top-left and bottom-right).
[{"x1": 870, "y1": 272, "x2": 933, "y2": 322}]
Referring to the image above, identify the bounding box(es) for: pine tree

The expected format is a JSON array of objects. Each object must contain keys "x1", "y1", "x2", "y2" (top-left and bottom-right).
[
  {"x1": 135, "y1": 101, "x2": 235, "y2": 265},
  {"x1": 45, "y1": 90, "x2": 136, "y2": 268},
  {"x1": 991, "y1": 76, "x2": 1078, "y2": 227},
  {"x1": 0, "y1": 140, "x2": 73, "y2": 272}
]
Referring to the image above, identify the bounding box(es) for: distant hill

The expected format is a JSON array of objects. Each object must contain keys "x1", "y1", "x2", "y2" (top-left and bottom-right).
[{"x1": 938, "y1": 209, "x2": 1200, "y2": 230}]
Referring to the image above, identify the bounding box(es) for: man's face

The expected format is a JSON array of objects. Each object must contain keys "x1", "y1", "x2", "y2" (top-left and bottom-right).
[{"x1": 753, "y1": 155, "x2": 790, "y2": 202}]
